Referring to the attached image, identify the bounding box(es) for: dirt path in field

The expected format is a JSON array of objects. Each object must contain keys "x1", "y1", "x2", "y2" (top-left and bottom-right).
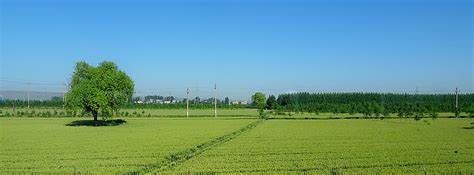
[{"x1": 128, "y1": 119, "x2": 265, "y2": 174}]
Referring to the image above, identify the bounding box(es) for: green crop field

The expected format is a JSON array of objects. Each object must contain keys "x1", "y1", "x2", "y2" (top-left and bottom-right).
[
  {"x1": 169, "y1": 119, "x2": 474, "y2": 174},
  {"x1": 1, "y1": 117, "x2": 473, "y2": 174},
  {"x1": 0, "y1": 118, "x2": 256, "y2": 173}
]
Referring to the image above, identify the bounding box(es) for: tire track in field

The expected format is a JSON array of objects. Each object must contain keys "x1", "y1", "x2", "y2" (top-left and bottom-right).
[{"x1": 128, "y1": 119, "x2": 265, "y2": 174}]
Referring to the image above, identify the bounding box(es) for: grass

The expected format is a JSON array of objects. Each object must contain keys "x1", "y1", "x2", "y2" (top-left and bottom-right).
[
  {"x1": 1, "y1": 107, "x2": 467, "y2": 119},
  {"x1": 0, "y1": 118, "x2": 256, "y2": 173},
  {"x1": 168, "y1": 118, "x2": 474, "y2": 174},
  {"x1": 1, "y1": 117, "x2": 473, "y2": 173}
]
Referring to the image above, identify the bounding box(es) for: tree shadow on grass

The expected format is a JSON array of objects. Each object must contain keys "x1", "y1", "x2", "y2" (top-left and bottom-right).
[{"x1": 66, "y1": 119, "x2": 127, "y2": 127}]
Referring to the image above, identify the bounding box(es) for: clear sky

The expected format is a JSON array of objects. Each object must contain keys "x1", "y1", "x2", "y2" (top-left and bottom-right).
[{"x1": 1, "y1": 0, "x2": 473, "y2": 100}]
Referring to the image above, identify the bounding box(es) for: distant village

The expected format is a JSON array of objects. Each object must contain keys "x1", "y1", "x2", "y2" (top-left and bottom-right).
[
  {"x1": 132, "y1": 95, "x2": 248, "y2": 105},
  {"x1": 0, "y1": 91, "x2": 250, "y2": 105}
]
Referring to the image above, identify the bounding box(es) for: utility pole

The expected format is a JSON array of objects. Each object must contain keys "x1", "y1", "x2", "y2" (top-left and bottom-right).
[
  {"x1": 27, "y1": 82, "x2": 30, "y2": 109},
  {"x1": 63, "y1": 81, "x2": 68, "y2": 110},
  {"x1": 63, "y1": 95, "x2": 66, "y2": 110},
  {"x1": 214, "y1": 84, "x2": 217, "y2": 118},
  {"x1": 186, "y1": 88, "x2": 189, "y2": 118},
  {"x1": 455, "y1": 87, "x2": 459, "y2": 118}
]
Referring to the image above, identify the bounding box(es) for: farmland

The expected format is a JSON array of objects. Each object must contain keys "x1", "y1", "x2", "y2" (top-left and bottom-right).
[
  {"x1": 2, "y1": 0, "x2": 473, "y2": 174},
  {"x1": 169, "y1": 119, "x2": 474, "y2": 174},
  {"x1": 0, "y1": 118, "x2": 256, "y2": 173},
  {"x1": 1, "y1": 116, "x2": 473, "y2": 173}
]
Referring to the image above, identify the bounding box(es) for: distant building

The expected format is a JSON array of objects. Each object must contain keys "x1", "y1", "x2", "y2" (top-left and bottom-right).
[{"x1": 231, "y1": 101, "x2": 248, "y2": 105}]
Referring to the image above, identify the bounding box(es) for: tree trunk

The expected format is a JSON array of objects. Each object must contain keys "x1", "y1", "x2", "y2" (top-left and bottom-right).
[{"x1": 92, "y1": 111, "x2": 98, "y2": 125}]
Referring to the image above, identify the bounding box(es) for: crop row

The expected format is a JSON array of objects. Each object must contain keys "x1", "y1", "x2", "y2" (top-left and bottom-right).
[{"x1": 168, "y1": 119, "x2": 474, "y2": 173}]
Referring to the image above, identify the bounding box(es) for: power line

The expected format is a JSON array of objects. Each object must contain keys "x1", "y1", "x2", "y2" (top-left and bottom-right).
[{"x1": 0, "y1": 78, "x2": 64, "y2": 85}]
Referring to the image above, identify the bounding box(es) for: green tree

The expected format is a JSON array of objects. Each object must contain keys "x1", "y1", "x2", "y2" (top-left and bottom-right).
[
  {"x1": 266, "y1": 95, "x2": 277, "y2": 110},
  {"x1": 381, "y1": 105, "x2": 390, "y2": 118},
  {"x1": 465, "y1": 105, "x2": 474, "y2": 117},
  {"x1": 251, "y1": 92, "x2": 266, "y2": 109},
  {"x1": 224, "y1": 97, "x2": 230, "y2": 105},
  {"x1": 455, "y1": 107, "x2": 461, "y2": 118},
  {"x1": 348, "y1": 103, "x2": 356, "y2": 116},
  {"x1": 373, "y1": 103, "x2": 382, "y2": 118},
  {"x1": 65, "y1": 61, "x2": 134, "y2": 123},
  {"x1": 362, "y1": 102, "x2": 374, "y2": 117}
]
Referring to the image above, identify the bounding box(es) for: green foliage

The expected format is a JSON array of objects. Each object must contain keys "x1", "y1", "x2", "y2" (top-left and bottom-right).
[
  {"x1": 462, "y1": 105, "x2": 474, "y2": 117},
  {"x1": 429, "y1": 111, "x2": 438, "y2": 120},
  {"x1": 251, "y1": 92, "x2": 266, "y2": 109},
  {"x1": 258, "y1": 109, "x2": 268, "y2": 119},
  {"x1": 276, "y1": 92, "x2": 474, "y2": 116},
  {"x1": 65, "y1": 61, "x2": 134, "y2": 120},
  {"x1": 454, "y1": 109, "x2": 460, "y2": 118},
  {"x1": 0, "y1": 99, "x2": 64, "y2": 108},
  {"x1": 224, "y1": 97, "x2": 230, "y2": 105},
  {"x1": 266, "y1": 95, "x2": 278, "y2": 110}
]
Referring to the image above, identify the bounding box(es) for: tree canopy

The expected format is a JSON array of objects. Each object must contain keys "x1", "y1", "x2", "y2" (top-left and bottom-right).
[
  {"x1": 65, "y1": 61, "x2": 134, "y2": 121},
  {"x1": 275, "y1": 92, "x2": 474, "y2": 117},
  {"x1": 251, "y1": 92, "x2": 266, "y2": 109},
  {"x1": 266, "y1": 95, "x2": 277, "y2": 110}
]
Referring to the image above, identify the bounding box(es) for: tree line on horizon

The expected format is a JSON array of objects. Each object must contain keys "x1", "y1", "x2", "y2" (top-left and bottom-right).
[
  {"x1": 2, "y1": 92, "x2": 474, "y2": 116},
  {"x1": 260, "y1": 92, "x2": 474, "y2": 118}
]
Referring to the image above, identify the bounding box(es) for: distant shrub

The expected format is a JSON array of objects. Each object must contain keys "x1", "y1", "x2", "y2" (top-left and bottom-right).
[
  {"x1": 27, "y1": 111, "x2": 34, "y2": 117},
  {"x1": 275, "y1": 108, "x2": 286, "y2": 115},
  {"x1": 429, "y1": 112, "x2": 438, "y2": 121},
  {"x1": 414, "y1": 114, "x2": 422, "y2": 121},
  {"x1": 258, "y1": 109, "x2": 268, "y2": 119}
]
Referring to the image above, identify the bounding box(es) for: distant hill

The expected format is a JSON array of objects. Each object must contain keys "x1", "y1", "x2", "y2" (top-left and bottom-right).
[{"x1": 0, "y1": 91, "x2": 64, "y2": 101}]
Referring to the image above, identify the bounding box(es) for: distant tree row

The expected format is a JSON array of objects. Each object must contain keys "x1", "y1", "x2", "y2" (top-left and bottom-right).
[
  {"x1": 0, "y1": 97, "x2": 63, "y2": 108},
  {"x1": 273, "y1": 92, "x2": 474, "y2": 117},
  {"x1": 0, "y1": 96, "x2": 245, "y2": 109}
]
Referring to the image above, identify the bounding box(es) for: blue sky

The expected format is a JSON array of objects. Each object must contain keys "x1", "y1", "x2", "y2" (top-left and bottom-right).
[{"x1": 1, "y1": 0, "x2": 472, "y2": 100}]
